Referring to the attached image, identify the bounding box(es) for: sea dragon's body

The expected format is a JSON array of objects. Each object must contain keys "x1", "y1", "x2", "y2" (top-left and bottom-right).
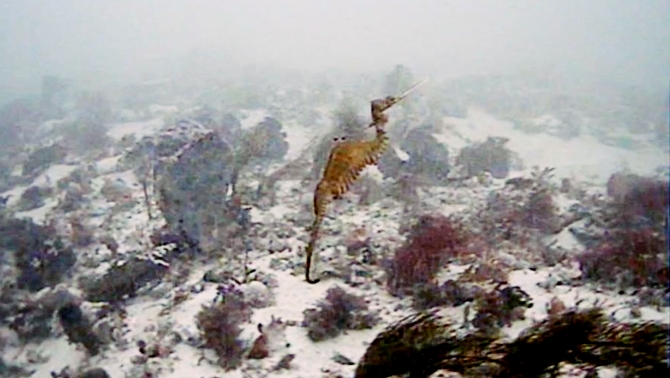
[{"x1": 305, "y1": 80, "x2": 427, "y2": 283}]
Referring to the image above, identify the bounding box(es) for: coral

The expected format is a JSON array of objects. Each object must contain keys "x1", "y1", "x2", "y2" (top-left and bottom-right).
[
  {"x1": 355, "y1": 175, "x2": 386, "y2": 206},
  {"x1": 58, "y1": 303, "x2": 103, "y2": 356},
  {"x1": 302, "y1": 286, "x2": 379, "y2": 341},
  {"x1": 387, "y1": 173, "x2": 421, "y2": 205},
  {"x1": 196, "y1": 286, "x2": 251, "y2": 370},
  {"x1": 522, "y1": 184, "x2": 560, "y2": 234},
  {"x1": 412, "y1": 280, "x2": 481, "y2": 311},
  {"x1": 386, "y1": 214, "x2": 470, "y2": 296},
  {"x1": 494, "y1": 309, "x2": 669, "y2": 377},
  {"x1": 514, "y1": 167, "x2": 560, "y2": 234},
  {"x1": 332, "y1": 98, "x2": 366, "y2": 138},
  {"x1": 456, "y1": 136, "x2": 512, "y2": 179},
  {"x1": 149, "y1": 227, "x2": 201, "y2": 258}
]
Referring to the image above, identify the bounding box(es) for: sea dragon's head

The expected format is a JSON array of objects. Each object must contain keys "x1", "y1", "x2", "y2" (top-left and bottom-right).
[{"x1": 368, "y1": 79, "x2": 429, "y2": 129}]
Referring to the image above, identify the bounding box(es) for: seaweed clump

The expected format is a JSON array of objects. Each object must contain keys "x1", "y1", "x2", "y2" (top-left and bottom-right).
[
  {"x1": 196, "y1": 284, "x2": 252, "y2": 370},
  {"x1": 21, "y1": 144, "x2": 67, "y2": 177},
  {"x1": 412, "y1": 279, "x2": 479, "y2": 311},
  {"x1": 468, "y1": 166, "x2": 562, "y2": 266},
  {"x1": 576, "y1": 172, "x2": 668, "y2": 288},
  {"x1": 355, "y1": 312, "x2": 494, "y2": 378},
  {"x1": 577, "y1": 228, "x2": 666, "y2": 288},
  {"x1": 386, "y1": 214, "x2": 471, "y2": 296},
  {"x1": 486, "y1": 167, "x2": 561, "y2": 238},
  {"x1": 355, "y1": 308, "x2": 669, "y2": 378},
  {"x1": 471, "y1": 285, "x2": 533, "y2": 335},
  {"x1": 0, "y1": 218, "x2": 76, "y2": 292},
  {"x1": 302, "y1": 286, "x2": 379, "y2": 341}
]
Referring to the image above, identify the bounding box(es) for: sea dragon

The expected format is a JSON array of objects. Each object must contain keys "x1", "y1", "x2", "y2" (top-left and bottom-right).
[{"x1": 305, "y1": 80, "x2": 428, "y2": 283}]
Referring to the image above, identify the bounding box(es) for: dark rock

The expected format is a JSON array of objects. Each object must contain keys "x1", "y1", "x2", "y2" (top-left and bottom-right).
[
  {"x1": 218, "y1": 113, "x2": 243, "y2": 143},
  {"x1": 333, "y1": 352, "x2": 355, "y2": 365},
  {"x1": 136, "y1": 120, "x2": 235, "y2": 244},
  {"x1": 250, "y1": 117, "x2": 289, "y2": 162},
  {"x1": 60, "y1": 184, "x2": 85, "y2": 212},
  {"x1": 22, "y1": 143, "x2": 67, "y2": 177},
  {"x1": 82, "y1": 256, "x2": 169, "y2": 302},
  {"x1": 58, "y1": 303, "x2": 102, "y2": 355},
  {"x1": 17, "y1": 185, "x2": 52, "y2": 211},
  {"x1": 378, "y1": 125, "x2": 451, "y2": 184},
  {"x1": 79, "y1": 368, "x2": 111, "y2": 378},
  {"x1": 8, "y1": 302, "x2": 54, "y2": 342},
  {"x1": 456, "y1": 136, "x2": 512, "y2": 179}
]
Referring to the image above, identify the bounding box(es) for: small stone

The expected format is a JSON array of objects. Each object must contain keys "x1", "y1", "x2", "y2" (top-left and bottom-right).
[
  {"x1": 241, "y1": 281, "x2": 272, "y2": 308},
  {"x1": 145, "y1": 344, "x2": 161, "y2": 358},
  {"x1": 547, "y1": 297, "x2": 566, "y2": 316},
  {"x1": 332, "y1": 352, "x2": 355, "y2": 365},
  {"x1": 131, "y1": 354, "x2": 148, "y2": 364}
]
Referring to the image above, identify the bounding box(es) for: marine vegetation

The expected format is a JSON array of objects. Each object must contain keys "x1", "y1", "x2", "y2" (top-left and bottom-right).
[
  {"x1": 196, "y1": 284, "x2": 252, "y2": 370},
  {"x1": 302, "y1": 285, "x2": 380, "y2": 341},
  {"x1": 355, "y1": 308, "x2": 668, "y2": 378}
]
